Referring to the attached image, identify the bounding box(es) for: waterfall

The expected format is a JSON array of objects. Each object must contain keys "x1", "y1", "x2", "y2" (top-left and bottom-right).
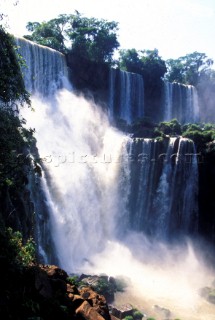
[
  {"x1": 15, "y1": 38, "x2": 215, "y2": 320},
  {"x1": 153, "y1": 137, "x2": 198, "y2": 238},
  {"x1": 16, "y1": 37, "x2": 200, "y2": 266},
  {"x1": 164, "y1": 81, "x2": 173, "y2": 120},
  {"x1": 109, "y1": 68, "x2": 144, "y2": 124},
  {"x1": 163, "y1": 81, "x2": 200, "y2": 123},
  {"x1": 121, "y1": 137, "x2": 199, "y2": 239},
  {"x1": 15, "y1": 37, "x2": 68, "y2": 96}
]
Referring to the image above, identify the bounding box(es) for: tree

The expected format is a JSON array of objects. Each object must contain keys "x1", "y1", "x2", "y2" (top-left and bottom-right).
[
  {"x1": 25, "y1": 14, "x2": 69, "y2": 53},
  {"x1": 119, "y1": 48, "x2": 167, "y2": 83},
  {"x1": 165, "y1": 52, "x2": 213, "y2": 86},
  {"x1": 24, "y1": 12, "x2": 119, "y2": 64},
  {"x1": 119, "y1": 48, "x2": 143, "y2": 74},
  {"x1": 0, "y1": 26, "x2": 30, "y2": 108},
  {"x1": 139, "y1": 49, "x2": 167, "y2": 85},
  {"x1": 69, "y1": 13, "x2": 119, "y2": 63}
]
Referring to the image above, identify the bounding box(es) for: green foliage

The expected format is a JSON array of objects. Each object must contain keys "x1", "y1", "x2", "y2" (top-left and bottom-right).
[
  {"x1": 204, "y1": 123, "x2": 215, "y2": 131},
  {"x1": 24, "y1": 12, "x2": 119, "y2": 64},
  {"x1": 25, "y1": 15, "x2": 67, "y2": 53},
  {"x1": 153, "y1": 120, "x2": 215, "y2": 151},
  {"x1": 182, "y1": 123, "x2": 202, "y2": 132},
  {"x1": 0, "y1": 26, "x2": 30, "y2": 107},
  {"x1": 155, "y1": 119, "x2": 182, "y2": 136},
  {"x1": 94, "y1": 278, "x2": 115, "y2": 297},
  {"x1": 119, "y1": 48, "x2": 143, "y2": 74},
  {"x1": 123, "y1": 316, "x2": 134, "y2": 320},
  {"x1": 133, "y1": 310, "x2": 143, "y2": 319},
  {"x1": 4, "y1": 227, "x2": 35, "y2": 267},
  {"x1": 119, "y1": 48, "x2": 167, "y2": 83},
  {"x1": 165, "y1": 52, "x2": 213, "y2": 86},
  {"x1": 0, "y1": 108, "x2": 35, "y2": 189},
  {"x1": 67, "y1": 275, "x2": 80, "y2": 286},
  {"x1": 70, "y1": 13, "x2": 119, "y2": 64},
  {"x1": 182, "y1": 123, "x2": 215, "y2": 148}
]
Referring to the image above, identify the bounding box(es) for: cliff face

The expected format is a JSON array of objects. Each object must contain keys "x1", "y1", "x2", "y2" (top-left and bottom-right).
[
  {"x1": 66, "y1": 52, "x2": 109, "y2": 106},
  {"x1": 198, "y1": 144, "x2": 215, "y2": 243},
  {"x1": 0, "y1": 186, "x2": 34, "y2": 240},
  {"x1": 0, "y1": 256, "x2": 111, "y2": 320},
  {"x1": 0, "y1": 110, "x2": 36, "y2": 241}
]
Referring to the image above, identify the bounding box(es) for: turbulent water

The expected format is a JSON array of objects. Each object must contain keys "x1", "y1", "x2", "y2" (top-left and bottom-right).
[{"x1": 18, "y1": 38, "x2": 215, "y2": 320}]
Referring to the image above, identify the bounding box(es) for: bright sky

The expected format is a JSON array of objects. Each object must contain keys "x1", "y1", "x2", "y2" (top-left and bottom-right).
[{"x1": 1, "y1": 0, "x2": 215, "y2": 62}]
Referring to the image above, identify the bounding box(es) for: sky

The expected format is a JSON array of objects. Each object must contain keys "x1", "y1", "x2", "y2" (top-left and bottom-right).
[{"x1": 1, "y1": 0, "x2": 215, "y2": 62}]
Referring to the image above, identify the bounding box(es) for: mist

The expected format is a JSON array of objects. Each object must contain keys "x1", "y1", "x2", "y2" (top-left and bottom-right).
[{"x1": 80, "y1": 234, "x2": 215, "y2": 320}]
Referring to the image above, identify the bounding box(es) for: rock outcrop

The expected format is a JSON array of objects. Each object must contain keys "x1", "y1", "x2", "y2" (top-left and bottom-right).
[{"x1": 0, "y1": 263, "x2": 111, "y2": 320}]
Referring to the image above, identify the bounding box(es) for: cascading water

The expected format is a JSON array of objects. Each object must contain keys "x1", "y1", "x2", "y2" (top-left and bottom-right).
[
  {"x1": 119, "y1": 137, "x2": 198, "y2": 239},
  {"x1": 153, "y1": 137, "x2": 199, "y2": 238},
  {"x1": 17, "y1": 38, "x2": 215, "y2": 320},
  {"x1": 163, "y1": 81, "x2": 200, "y2": 123},
  {"x1": 109, "y1": 68, "x2": 144, "y2": 124},
  {"x1": 16, "y1": 37, "x2": 68, "y2": 96}
]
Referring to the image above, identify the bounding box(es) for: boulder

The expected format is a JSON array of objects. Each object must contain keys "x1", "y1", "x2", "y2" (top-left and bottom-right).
[
  {"x1": 41, "y1": 265, "x2": 68, "y2": 281},
  {"x1": 80, "y1": 275, "x2": 115, "y2": 303},
  {"x1": 80, "y1": 286, "x2": 100, "y2": 301},
  {"x1": 111, "y1": 304, "x2": 133, "y2": 319},
  {"x1": 35, "y1": 269, "x2": 53, "y2": 299},
  {"x1": 50, "y1": 278, "x2": 67, "y2": 297},
  {"x1": 76, "y1": 300, "x2": 106, "y2": 320},
  {"x1": 79, "y1": 286, "x2": 111, "y2": 320}
]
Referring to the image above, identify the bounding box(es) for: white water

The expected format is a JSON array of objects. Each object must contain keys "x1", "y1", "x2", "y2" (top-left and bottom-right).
[
  {"x1": 22, "y1": 89, "x2": 215, "y2": 320},
  {"x1": 163, "y1": 81, "x2": 200, "y2": 123},
  {"x1": 109, "y1": 68, "x2": 144, "y2": 124},
  {"x1": 23, "y1": 89, "x2": 130, "y2": 270},
  {"x1": 16, "y1": 37, "x2": 67, "y2": 96},
  {"x1": 18, "y1": 38, "x2": 215, "y2": 320}
]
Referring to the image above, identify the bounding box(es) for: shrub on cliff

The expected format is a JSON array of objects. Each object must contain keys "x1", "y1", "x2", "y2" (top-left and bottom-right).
[
  {"x1": 6, "y1": 227, "x2": 35, "y2": 267},
  {"x1": 0, "y1": 26, "x2": 30, "y2": 108},
  {"x1": 154, "y1": 119, "x2": 182, "y2": 136},
  {"x1": 182, "y1": 123, "x2": 215, "y2": 149}
]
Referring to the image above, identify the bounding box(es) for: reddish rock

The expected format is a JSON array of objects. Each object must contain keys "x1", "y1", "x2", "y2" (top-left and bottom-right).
[
  {"x1": 80, "y1": 286, "x2": 100, "y2": 301},
  {"x1": 68, "y1": 293, "x2": 74, "y2": 300},
  {"x1": 79, "y1": 286, "x2": 111, "y2": 320},
  {"x1": 40, "y1": 265, "x2": 68, "y2": 281},
  {"x1": 76, "y1": 300, "x2": 106, "y2": 320}
]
